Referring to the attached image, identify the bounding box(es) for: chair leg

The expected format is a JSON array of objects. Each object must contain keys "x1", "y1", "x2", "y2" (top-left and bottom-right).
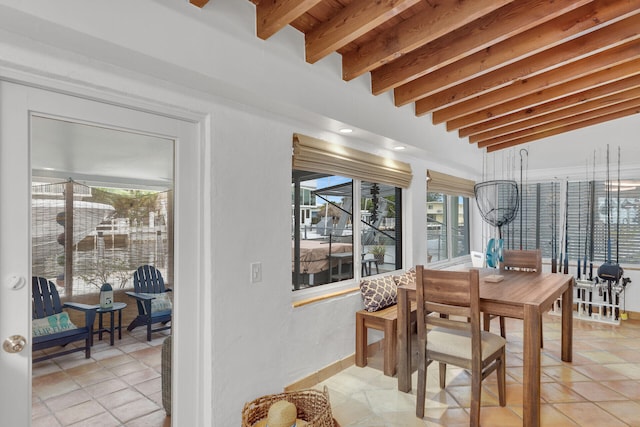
[
  {"x1": 482, "y1": 313, "x2": 491, "y2": 332},
  {"x1": 470, "y1": 370, "x2": 482, "y2": 427},
  {"x1": 147, "y1": 320, "x2": 152, "y2": 342},
  {"x1": 416, "y1": 348, "x2": 427, "y2": 418},
  {"x1": 383, "y1": 318, "x2": 397, "y2": 376},
  {"x1": 484, "y1": 313, "x2": 507, "y2": 338},
  {"x1": 497, "y1": 349, "x2": 506, "y2": 406},
  {"x1": 438, "y1": 362, "x2": 447, "y2": 389},
  {"x1": 355, "y1": 313, "x2": 367, "y2": 368}
]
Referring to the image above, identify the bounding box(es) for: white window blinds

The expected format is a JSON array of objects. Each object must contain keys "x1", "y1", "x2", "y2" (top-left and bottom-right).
[{"x1": 292, "y1": 133, "x2": 413, "y2": 188}]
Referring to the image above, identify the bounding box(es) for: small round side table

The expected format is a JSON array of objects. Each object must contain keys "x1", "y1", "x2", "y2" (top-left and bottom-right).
[{"x1": 95, "y1": 302, "x2": 127, "y2": 346}]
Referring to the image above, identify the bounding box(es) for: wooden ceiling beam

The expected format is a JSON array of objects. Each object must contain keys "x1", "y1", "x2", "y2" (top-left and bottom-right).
[
  {"x1": 256, "y1": 0, "x2": 322, "y2": 40},
  {"x1": 485, "y1": 106, "x2": 640, "y2": 152},
  {"x1": 241, "y1": 0, "x2": 640, "y2": 146},
  {"x1": 394, "y1": 0, "x2": 639, "y2": 105},
  {"x1": 449, "y1": 59, "x2": 640, "y2": 131},
  {"x1": 304, "y1": 0, "x2": 420, "y2": 64},
  {"x1": 459, "y1": 74, "x2": 640, "y2": 137},
  {"x1": 370, "y1": 0, "x2": 588, "y2": 95},
  {"x1": 482, "y1": 102, "x2": 640, "y2": 149},
  {"x1": 189, "y1": 0, "x2": 209, "y2": 8},
  {"x1": 469, "y1": 88, "x2": 640, "y2": 145},
  {"x1": 341, "y1": 0, "x2": 510, "y2": 81},
  {"x1": 406, "y1": 13, "x2": 640, "y2": 110},
  {"x1": 426, "y1": 41, "x2": 640, "y2": 122}
]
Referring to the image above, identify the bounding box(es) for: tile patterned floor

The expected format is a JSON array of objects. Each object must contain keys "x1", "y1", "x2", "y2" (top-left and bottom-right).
[
  {"x1": 32, "y1": 327, "x2": 171, "y2": 427},
  {"x1": 317, "y1": 314, "x2": 640, "y2": 427},
  {"x1": 33, "y1": 313, "x2": 640, "y2": 426}
]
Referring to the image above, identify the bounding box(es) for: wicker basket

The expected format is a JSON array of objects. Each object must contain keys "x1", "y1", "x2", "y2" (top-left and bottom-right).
[
  {"x1": 161, "y1": 335, "x2": 172, "y2": 415},
  {"x1": 242, "y1": 387, "x2": 335, "y2": 427}
]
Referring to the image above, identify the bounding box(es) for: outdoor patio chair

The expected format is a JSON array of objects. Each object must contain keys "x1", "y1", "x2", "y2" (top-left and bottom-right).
[
  {"x1": 126, "y1": 265, "x2": 172, "y2": 341},
  {"x1": 32, "y1": 276, "x2": 97, "y2": 363},
  {"x1": 415, "y1": 266, "x2": 506, "y2": 426}
]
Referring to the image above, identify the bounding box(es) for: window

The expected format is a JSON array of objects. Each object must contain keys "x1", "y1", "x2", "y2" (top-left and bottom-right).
[
  {"x1": 426, "y1": 170, "x2": 473, "y2": 264},
  {"x1": 292, "y1": 172, "x2": 403, "y2": 290},
  {"x1": 504, "y1": 179, "x2": 640, "y2": 268},
  {"x1": 427, "y1": 193, "x2": 470, "y2": 263},
  {"x1": 360, "y1": 181, "x2": 402, "y2": 279},
  {"x1": 291, "y1": 133, "x2": 411, "y2": 291}
]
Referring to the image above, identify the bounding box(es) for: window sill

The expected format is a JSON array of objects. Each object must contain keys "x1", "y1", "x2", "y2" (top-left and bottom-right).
[
  {"x1": 291, "y1": 268, "x2": 404, "y2": 308},
  {"x1": 427, "y1": 256, "x2": 471, "y2": 271},
  {"x1": 292, "y1": 286, "x2": 360, "y2": 308}
]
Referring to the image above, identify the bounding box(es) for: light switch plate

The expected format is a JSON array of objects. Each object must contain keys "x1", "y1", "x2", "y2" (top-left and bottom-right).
[{"x1": 250, "y1": 262, "x2": 262, "y2": 283}]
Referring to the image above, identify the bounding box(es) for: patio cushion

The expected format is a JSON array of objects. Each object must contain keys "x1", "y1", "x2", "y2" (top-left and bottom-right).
[
  {"x1": 32, "y1": 312, "x2": 78, "y2": 337},
  {"x1": 359, "y1": 275, "x2": 397, "y2": 312},
  {"x1": 140, "y1": 292, "x2": 173, "y2": 313}
]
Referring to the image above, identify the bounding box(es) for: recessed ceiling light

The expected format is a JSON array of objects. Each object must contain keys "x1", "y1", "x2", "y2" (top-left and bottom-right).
[
  {"x1": 338, "y1": 128, "x2": 353, "y2": 134},
  {"x1": 394, "y1": 146, "x2": 406, "y2": 150}
]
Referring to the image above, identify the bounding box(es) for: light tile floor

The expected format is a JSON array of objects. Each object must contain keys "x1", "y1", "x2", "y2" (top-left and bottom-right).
[
  {"x1": 317, "y1": 313, "x2": 640, "y2": 427},
  {"x1": 32, "y1": 327, "x2": 171, "y2": 427},
  {"x1": 32, "y1": 313, "x2": 640, "y2": 426}
]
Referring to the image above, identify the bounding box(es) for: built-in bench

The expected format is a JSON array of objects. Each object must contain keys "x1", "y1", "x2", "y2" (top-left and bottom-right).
[{"x1": 355, "y1": 300, "x2": 418, "y2": 376}]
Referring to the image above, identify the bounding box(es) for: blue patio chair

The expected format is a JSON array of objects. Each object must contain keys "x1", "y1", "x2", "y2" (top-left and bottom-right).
[
  {"x1": 126, "y1": 265, "x2": 172, "y2": 341},
  {"x1": 32, "y1": 277, "x2": 97, "y2": 363}
]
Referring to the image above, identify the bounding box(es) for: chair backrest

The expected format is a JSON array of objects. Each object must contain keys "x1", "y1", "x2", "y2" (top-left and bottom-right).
[
  {"x1": 470, "y1": 251, "x2": 485, "y2": 268},
  {"x1": 133, "y1": 265, "x2": 166, "y2": 293},
  {"x1": 415, "y1": 265, "x2": 481, "y2": 355},
  {"x1": 500, "y1": 249, "x2": 542, "y2": 272},
  {"x1": 32, "y1": 276, "x2": 64, "y2": 319}
]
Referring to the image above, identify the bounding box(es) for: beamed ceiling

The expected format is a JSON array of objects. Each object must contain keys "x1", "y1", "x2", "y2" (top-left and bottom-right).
[{"x1": 191, "y1": 0, "x2": 640, "y2": 152}]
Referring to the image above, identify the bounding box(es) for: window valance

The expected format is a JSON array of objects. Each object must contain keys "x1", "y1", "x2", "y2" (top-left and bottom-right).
[
  {"x1": 292, "y1": 133, "x2": 412, "y2": 188},
  {"x1": 427, "y1": 170, "x2": 475, "y2": 198}
]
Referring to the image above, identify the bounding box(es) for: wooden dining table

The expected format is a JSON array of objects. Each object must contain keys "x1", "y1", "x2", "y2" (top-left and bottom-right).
[{"x1": 397, "y1": 268, "x2": 574, "y2": 427}]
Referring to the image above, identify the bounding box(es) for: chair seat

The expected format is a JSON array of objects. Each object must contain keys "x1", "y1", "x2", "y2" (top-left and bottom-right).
[
  {"x1": 32, "y1": 326, "x2": 90, "y2": 344},
  {"x1": 32, "y1": 327, "x2": 93, "y2": 355},
  {"x1": 428, "y1": 327, "x2": 506, "y2": 361}
]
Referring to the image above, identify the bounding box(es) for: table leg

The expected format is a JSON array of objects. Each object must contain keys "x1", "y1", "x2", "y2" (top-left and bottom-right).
[
  {"x1": 118, "y1": 308, "x2": 122, "y2": 340},
  {"x1": 397, "y1": 288, "x2": 411, "y2": 392},
  {"x1": 561, "y1": 279, "x2": 573, "y2": 362},
  {"x1": 109, "y1": 311, "x2": 115, "y2": 346},
  {"x1": 98, "y1": 312, "x2": 104, "y2": 341},
  {"x1": 523, "y1": 303, "x2": 541, "y2": 427},
  {"x1": 328, "y1": 255, "x2": 336, "y2": 282}
]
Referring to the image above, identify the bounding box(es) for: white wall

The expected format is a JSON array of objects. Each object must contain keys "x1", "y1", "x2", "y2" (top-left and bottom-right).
[
  {"x1": 1, "y1": 1, "x2": 640, "y2": 426},
  {"x1": 207, "y1": 106, "x2": 435, "y2": 423},
  {"x1": 0, "y1": 37, "x2": 439, "y2": 427}
]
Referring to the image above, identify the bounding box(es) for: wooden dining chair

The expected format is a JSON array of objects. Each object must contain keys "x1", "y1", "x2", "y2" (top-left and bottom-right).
[
  {"x1": 415, "y1": 266, "x2": 506, "y2": 426},
  {"x1": 501, "y1": 249, "x2": 543, "y2": 273},
  {"x1": 485, "y1": 249, "x2": 543, "y2": 340}
]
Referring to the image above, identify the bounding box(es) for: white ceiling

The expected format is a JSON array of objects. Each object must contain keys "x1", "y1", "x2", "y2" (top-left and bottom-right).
[{"x1": 31, "y1": 116, "x2": 174, "y2": 190}]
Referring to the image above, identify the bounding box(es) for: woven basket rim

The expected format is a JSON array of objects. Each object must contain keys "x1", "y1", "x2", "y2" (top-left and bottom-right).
[{"x1": 242, "y1": 387, "x2": 333, "y2": 427}]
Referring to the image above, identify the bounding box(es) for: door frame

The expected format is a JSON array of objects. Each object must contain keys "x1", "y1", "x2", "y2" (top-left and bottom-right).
[{"x1": 0, "y1": 66, "x2": 211, "y2": 426}]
